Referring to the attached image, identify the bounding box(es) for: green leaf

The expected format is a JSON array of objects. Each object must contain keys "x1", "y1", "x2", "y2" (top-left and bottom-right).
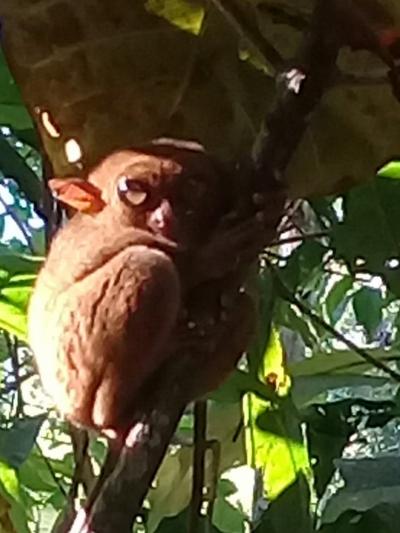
[
  {"x1": 353, "y1": 286, "x2": 383, "y2": 337},
  {"x1": 0, "y1": 133, "x2": 42, "y2": 207},
  {"x1": 0, "y1": 416, "x2": 46, "y2": 469},
  {"x1": 0, "y1": 47, "x2": 33, "y2": 131},
  {"x1": 243, "y1": 331, "x2": 312, "y2": 532},
  {"x1": 19, "y1": 453, "x2": 62, "y2": 493},
  {"x1": 244, "y1": 395, "x2": 313, "y2": 532},
  {"x1": 378, "y1": 160, "x2": 400, "y2": 179},
  {"x1": 290, "y1": 347, "x2": 400, "y2": 376},
  {"x1": 331, "y1": 179, "x2": 400, "y2": 296},
  {"x1": 321, "y1": 457, "x2": 400, "y2": 526},
  {"x1": 325, "y1": 276, "x2": 353, "y2": 325},
  {"x1": 0, "y1": 245, "x2": 43, "y2": 276},
  {"x1": 292, "y1": 374, "x2": 390, "y2": 409},
  {"x1": 0, "y1": 274, "x2": 36, "y2": 341},
  {"x1": 0, "y1": 461, "x2": 29, "y2": 533}
]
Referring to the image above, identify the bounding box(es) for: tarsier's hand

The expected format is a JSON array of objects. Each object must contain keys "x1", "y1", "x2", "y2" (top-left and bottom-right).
[{"x1": 189, "y1": 188, "x2": 286, "y2": 284}]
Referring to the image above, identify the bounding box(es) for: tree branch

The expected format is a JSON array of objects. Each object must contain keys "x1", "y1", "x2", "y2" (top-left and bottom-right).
[
  {"x1": 253, "y1": 0, "x2": 340, "y2": 187},
  {"x1": 69, "y1": 348, "x2": 199, "y2": 532}
]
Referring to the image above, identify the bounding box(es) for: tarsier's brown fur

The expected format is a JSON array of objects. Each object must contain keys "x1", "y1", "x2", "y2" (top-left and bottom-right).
[{"x1": 29, "y1": 140, "x2": 284, "y2": 436}]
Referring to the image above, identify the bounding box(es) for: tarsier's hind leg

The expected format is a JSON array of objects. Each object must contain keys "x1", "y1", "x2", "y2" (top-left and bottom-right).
[{"x1": 41, "y1": 245, "x2": 181, "y2": 432}]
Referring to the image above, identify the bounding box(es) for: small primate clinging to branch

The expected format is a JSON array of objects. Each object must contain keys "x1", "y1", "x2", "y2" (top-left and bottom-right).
[{"x1": 28, "y1": 140, "x2": 283, "y2": 440}]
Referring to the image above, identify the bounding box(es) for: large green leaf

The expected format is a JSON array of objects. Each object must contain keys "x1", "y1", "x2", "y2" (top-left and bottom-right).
[
  {"x1": 0, "y1": 47, "x2": 32, "y2": 130},
  {"x1": 244, "y1": 329, "x2": 313, "y2": 532},
  {"x1": 331, "y1": 179, "x2": 400, "y2": 295},
  {"x1": 2, "y1": 1, "x2": 400, "y2": 199},
  {"x1": 321, "y1": 457, "x2": 400, "y2": 526},
  {"x1": 290, "y1": 348, "x2": 400, "y2": 377},
  {"x1": 292, "y1": 374, "x2": 392, "y2": 409},
  {"x1": 0, "y1": 416, "x2": 46, "y2": 470}
]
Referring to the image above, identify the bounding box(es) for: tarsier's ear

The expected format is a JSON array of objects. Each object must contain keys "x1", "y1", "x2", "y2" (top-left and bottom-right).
[{"x1": 48, "y1": 178, "x2": 106, "y2": 214}]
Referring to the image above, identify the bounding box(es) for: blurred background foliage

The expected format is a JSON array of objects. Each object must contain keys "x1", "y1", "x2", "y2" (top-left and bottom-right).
[{"x1": 1, "y1": 1, "x2": 400, "y2": 532}]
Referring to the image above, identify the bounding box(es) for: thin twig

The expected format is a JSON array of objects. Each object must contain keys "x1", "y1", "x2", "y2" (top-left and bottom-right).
[
  {"x1": 36, "y1": 442, "x2": 69, "y2": 498},
  {"x1": 4, "y1": 332, "x2": 24, "y2": 417},
  {"x1": 271, "y1": 231, "x2": 328, "y2": 246},
  {"x1": 205, "y1": 439, "x2": 221, "y2": 523},
  {"x1": 0, "y1": 193, "x2": 35, "y2": 253},
  {"x1": 0, "y1": 369, "x2": 35, "y2": 396}
]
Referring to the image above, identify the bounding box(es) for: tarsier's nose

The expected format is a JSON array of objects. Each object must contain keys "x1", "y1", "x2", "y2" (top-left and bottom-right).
[{"x1": 147, "y1": 198, "x2": 177, "y2": 238}]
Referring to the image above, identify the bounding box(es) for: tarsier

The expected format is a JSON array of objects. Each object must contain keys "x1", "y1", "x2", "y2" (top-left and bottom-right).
[{"x1": 28, "y1": 140, "x2": 281, "y2": 437}]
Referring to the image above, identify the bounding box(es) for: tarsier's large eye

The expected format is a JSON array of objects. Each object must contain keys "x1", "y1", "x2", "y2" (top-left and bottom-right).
[{"x1": 117, "y1": 176, "x2": 149, "y2": 207}]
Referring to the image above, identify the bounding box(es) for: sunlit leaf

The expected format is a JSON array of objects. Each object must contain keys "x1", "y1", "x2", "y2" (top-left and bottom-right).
[
  {"x1": 244, "y1": 328, "x2": 312, "y2": 531},
  {"x1": 145, "y1": 0, "x2": 205, "y2": 34},
  {"x1": 0, "y1": 274, "x2": 36, "y2": 341},
  {"x1": 378, "y1": 160, "x2": 400, "y2": 179},
  {"x1": 0, "y1": 461, "x2": 29, "y2": 533},
  {"x1": 212, "y1": 466, "x2": 263, "y2": 532}
]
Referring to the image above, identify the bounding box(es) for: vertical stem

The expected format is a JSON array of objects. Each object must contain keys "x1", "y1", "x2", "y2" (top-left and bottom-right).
[{"x1": 189, "y1": 400, "x2": 207, "y2": 533}]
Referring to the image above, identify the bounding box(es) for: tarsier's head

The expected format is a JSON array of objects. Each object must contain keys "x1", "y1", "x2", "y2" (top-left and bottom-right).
[{"x1": 50, "y1": 139, "x2": 228, "y2": 246}]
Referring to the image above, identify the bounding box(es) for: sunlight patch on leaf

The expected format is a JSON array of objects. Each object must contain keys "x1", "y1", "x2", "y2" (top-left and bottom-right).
[
  {"x1": 0, "y1": 274, "x2": 36, "y2": 341},
  {"x1": 0, "y1": 462, "x2": 29, "y2": 533},
  {"x1": 378, "y1": 160, "x2": 400, "y2": 180},
  {"x1": 145, "y1": 0, "x2": 204, "y2": 34},
  {"x1": 244, "y1": 329, "x2": 311, "y2": 504}
]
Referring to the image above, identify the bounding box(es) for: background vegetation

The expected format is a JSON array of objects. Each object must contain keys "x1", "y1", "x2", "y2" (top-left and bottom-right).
[{"x1": 1, "y1": 1, "x2": 400, "y2": 532}]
